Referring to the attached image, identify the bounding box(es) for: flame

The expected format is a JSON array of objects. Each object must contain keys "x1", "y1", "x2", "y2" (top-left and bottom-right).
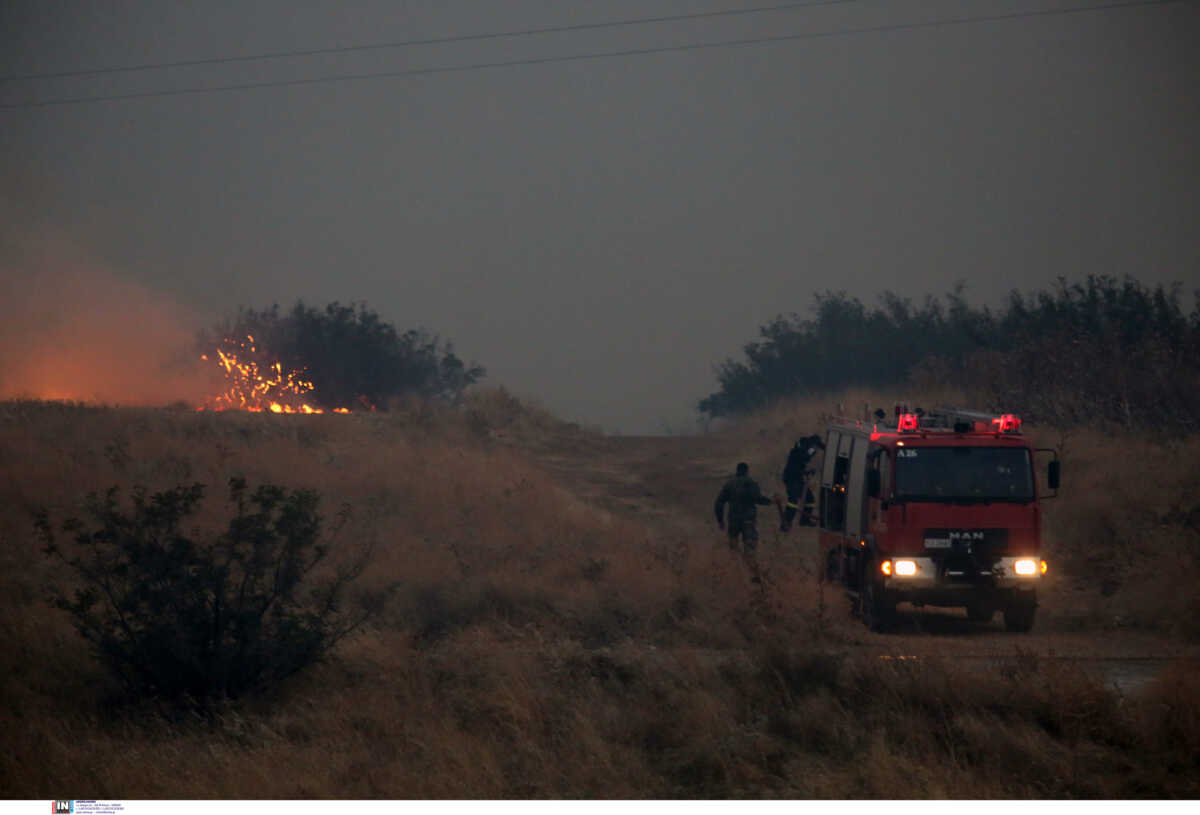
[{"x1": 199, "y1": 335, "x2": 352, "y2": 414}]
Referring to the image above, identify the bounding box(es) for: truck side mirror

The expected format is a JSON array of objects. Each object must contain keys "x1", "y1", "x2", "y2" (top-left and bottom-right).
[
  {"x1": 867, "y1": 469, "x2": 881, "y2": 498},
  {"x1": 1047, "y1": 460, "x2": 1061, "y2": 491}
]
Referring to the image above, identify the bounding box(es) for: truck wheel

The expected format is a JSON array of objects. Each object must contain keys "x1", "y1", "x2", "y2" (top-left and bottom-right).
[
  {"x1": 861, "y1": 579, "x2": 895, "y2": 633},
  {"x1": 1003, "y1": 598, "x2": 1037, "y2": 633},
  {"x1": 966, "y1": 602, "x2": 995, "y2": 623}
]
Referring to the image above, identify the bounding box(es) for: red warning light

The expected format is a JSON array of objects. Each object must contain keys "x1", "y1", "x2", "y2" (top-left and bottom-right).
[
  {"x1": 897, "y1": 413, "x2": 919, "y2": 432},
  {"x1": 992, "y1": 413, "x2": 1022, "y2": 433}
]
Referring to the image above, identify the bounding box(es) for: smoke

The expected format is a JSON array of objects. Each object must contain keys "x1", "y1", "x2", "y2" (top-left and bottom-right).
[{"x1": 0, "y1": 226, "x2": 209, "y2": 406}]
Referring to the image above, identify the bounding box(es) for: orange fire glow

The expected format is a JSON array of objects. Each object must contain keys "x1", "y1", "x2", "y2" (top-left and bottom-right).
[{"x1": 200, "y1": 335, "x2": 351, "y2": 414}]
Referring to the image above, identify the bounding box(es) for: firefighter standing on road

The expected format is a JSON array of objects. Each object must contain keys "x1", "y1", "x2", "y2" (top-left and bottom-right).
[
  {"x1": 714, "y1": 462, "x2": 774, "y2": 557},
  {"x1": 781, "y1": 434, "x2": 825, "y2": 531}
]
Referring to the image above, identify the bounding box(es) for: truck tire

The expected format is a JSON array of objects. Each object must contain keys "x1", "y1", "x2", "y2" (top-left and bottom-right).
[
  {"x1": 824, "y1": 549, "x2": 840, "y2": 584},
  {"x1": 861, "y1": 579, "x2": 895, "y2": 632},
  {"x1": 1003, "y1": 597, "x2": 1037, "y2": 633}
]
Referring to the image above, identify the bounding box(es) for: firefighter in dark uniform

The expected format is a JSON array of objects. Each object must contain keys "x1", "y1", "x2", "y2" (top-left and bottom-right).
[
  {"x1": 714, "y1": 462, "x2": 774, "y2": 557},
  {"x1": 781, "y1": 434, "x2": 825, "y2": 531}
]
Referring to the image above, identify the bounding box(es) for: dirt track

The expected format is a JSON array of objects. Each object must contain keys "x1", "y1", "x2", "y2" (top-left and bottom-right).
[{"x1": 524, "y1": 430, "x2": 1200, "y2": 693}]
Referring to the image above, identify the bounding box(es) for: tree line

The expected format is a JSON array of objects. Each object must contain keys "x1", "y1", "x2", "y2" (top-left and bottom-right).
[
  {"x1": 198, "y1": 301, "x2": 484, "y2": 409},
  {"x1": 699, "y1": 276, "x2": 1200, "y2": 431}
]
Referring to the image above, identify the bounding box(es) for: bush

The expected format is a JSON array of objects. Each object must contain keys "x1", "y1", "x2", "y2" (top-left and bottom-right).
[{"x1": 36, "y1": 478, "x2": 372, "y2": 702}]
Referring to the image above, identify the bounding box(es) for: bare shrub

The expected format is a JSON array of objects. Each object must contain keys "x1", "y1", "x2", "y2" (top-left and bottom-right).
[{"x1": 36, "y1": 478, "x2": 372, "y2": 702}]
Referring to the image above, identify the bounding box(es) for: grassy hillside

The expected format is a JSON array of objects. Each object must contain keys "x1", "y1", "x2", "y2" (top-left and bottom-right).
[{"x1": 1, "y1": 390, "x2": 1198, "y2": 797}]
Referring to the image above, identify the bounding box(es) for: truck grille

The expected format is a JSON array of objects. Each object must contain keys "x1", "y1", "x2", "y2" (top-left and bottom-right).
[{"x1": 924, "y1": 529, "x2": 1009, "y2": 581}]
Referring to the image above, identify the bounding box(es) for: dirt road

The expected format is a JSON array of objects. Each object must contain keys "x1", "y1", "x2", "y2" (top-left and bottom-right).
[{"x1": 522, "y1": 430, "x2": 1200, "y2": 693}]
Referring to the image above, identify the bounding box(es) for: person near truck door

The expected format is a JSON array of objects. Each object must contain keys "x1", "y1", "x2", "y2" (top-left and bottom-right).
[
  {"x1": 781, "y1": 434, "x2": 825, "y2": 531},
  {"x1": 714, "y1": 462, "x2": 775, "y2": 557}
]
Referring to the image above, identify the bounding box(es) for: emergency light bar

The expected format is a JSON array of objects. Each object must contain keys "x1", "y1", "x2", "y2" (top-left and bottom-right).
[{"x1": 892, "y1": 408, "x2": 1022, "y2": 434}]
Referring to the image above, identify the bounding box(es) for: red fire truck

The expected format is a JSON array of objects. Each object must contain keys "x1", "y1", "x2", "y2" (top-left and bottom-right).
[{"x1": 819, "y1": 406, "x2": 1060, "y2": 632}]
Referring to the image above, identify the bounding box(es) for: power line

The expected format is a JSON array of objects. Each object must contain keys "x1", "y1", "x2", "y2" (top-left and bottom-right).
[
  {"x1": 0, "y1": 0, "x2": 863, "y2": 82},
  {"x1": 1, "y1": 0, "x2": 1187, "y2": 111}
]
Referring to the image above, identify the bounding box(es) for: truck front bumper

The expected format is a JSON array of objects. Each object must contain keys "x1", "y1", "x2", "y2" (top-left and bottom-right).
[{"x1": 881, "y1": 556, "x2": 1045, "y2": 593}]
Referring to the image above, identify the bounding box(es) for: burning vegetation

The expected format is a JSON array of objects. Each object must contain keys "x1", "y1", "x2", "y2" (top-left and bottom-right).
[
  {"x1": 199, "y1": 335, "x2": 351, "y2": 414},
  {"x1": 195, "y1": 301, "x2": 485, "y2": 414}
]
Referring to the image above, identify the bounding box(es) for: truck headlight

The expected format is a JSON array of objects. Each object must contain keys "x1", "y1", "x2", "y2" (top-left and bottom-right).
[
  {"x1": 1014, "y1": 559, "x2": 1038, "y2": 576},
  {"x1": 893, "y1": 560, "x2": 917, "y2": 577}
]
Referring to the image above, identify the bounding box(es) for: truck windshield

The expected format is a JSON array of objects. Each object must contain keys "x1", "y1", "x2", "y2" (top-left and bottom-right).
[{"x1": 894, "y1": 446, "x2": 1034, "y2": 502}]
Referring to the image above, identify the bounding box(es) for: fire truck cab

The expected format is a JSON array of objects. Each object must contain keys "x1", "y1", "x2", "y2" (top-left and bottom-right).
[{"x1": 820, "y1": 407, "x2": 1059, "y2": 632}]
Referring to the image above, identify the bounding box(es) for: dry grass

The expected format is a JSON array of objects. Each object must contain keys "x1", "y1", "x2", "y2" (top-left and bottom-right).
[{"x1": 1, "y1": 389, "x2": 1198, "y2": 798}]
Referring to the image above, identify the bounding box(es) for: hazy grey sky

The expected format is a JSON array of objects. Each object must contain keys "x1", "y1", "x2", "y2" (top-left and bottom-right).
[{"x1": 2, "y1": 1, "x2": 1197, "y2": 432}]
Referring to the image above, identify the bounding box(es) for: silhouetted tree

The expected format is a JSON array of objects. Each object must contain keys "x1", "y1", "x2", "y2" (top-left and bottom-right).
[{"x1": 199, "y1": 301, "x2": 484, "y2": 409}]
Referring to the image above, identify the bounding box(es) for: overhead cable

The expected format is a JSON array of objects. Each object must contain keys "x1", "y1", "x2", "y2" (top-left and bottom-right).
[
  {"x1": 0, "y1": 1, "x2": 864, "y2": 82},
  {"x1": 1, "y1": 0, "x2": 1187, "y2": 111}
]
